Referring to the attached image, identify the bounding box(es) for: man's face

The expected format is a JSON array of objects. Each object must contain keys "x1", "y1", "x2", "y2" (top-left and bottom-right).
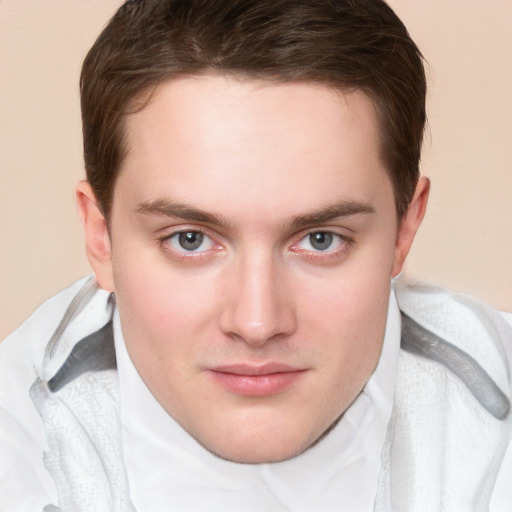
[{"x1": 107, "y1": 76, "x2": 401, "y2": 463}]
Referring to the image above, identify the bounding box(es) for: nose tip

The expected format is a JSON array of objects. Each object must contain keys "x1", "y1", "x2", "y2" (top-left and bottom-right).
[
  {"x1": 230, "y1": 317, "x2": 287, "y2": 347},
  {"x1": 219, "y1": 257, "x2": 296, "y2": 347}
]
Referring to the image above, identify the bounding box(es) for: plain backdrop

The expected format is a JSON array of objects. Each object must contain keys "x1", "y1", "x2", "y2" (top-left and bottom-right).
[{"x1": 1, "y1": 1, "x2": 511, "y2": 340}]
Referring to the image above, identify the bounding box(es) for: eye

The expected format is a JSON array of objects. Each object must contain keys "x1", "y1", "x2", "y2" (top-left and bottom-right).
[
  {"x1": 166, "y1": 230, "x2": 214, "y2": 253},
  {"x1": 297, "y1": 231, "x2": 344, "y2": 252}
]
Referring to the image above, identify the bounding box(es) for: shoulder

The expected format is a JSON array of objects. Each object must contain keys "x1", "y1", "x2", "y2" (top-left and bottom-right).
[
  {"x1": 0, "y1": 277, "x2": 94, "y2": 511},
  {"x1": 0, "y1": 276, "x2": 95, "y2": 417},
  {"x1": 0, "y1": 276, "x2": 93, "y2": 378},
  {"x1": 394, "y1": 278, "x2": 512, "y2": 400},
  {"x1": 391, "y1": 279, "x2": 512, "y2": 509}
]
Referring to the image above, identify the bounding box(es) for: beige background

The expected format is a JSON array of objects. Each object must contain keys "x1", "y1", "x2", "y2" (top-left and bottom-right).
[{"x1": 1, "y1": 1, "x2": 511, "y2": 340}]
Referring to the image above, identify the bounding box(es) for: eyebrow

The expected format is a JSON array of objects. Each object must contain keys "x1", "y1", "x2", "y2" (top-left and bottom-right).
[
  {"x1": 288, "y1": 200, "x2": 375, "y2": 230},
  {"x1": 135, "y1": 199, "x2": 232, "y2": 227},
  {"x1": 135, "y1": 198, "x2": 375, "y2": 229}
]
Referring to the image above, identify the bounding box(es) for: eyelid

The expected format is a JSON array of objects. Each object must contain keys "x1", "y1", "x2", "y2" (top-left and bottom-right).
[
  {"x1": 291, "y1": 227, "x2": 352, "y2": 247},
  {"x1": 297, "y1": 232, "x2": 343, "y2": 252},
  {"x1": 168, "y1": 231, "x2": 214, "y2": 253},
  {"x1": 288, "y1": 228, "x2": 354, "y2": 262},
  {"x1": 158, "y1": 226, "x2": 224, "y2": 259}
]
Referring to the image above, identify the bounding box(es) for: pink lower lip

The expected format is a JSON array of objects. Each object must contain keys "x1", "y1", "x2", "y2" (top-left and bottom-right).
[{"x1": 208, "y1": 366, "x2": 306, "y2": 396}]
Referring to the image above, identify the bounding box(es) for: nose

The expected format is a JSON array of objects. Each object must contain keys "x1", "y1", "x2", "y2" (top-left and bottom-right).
[{"x1": 219, "y1": 251, "x2": 297, "y2": 347}]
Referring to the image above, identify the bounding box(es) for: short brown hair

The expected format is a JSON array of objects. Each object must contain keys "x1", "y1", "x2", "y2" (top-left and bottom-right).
[{"x1": 81, "y1": 0, "x2": 426, "y2": 219}]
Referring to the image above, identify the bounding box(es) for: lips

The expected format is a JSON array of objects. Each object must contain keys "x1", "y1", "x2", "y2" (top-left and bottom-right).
[{"x1": 208, "y1": 363, "x2": 306, "y2": 396}]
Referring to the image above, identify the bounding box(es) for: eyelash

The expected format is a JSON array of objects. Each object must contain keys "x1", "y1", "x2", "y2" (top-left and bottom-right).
[
  {"x1": 290, "y1": 230, "x2": 354, "y2": 263},
  {"x1": 158, "y1": 229, "x2": 220, "y2": 262},
  {"x1": 157, "y1": 228, "x2": 354, "y2": 264}
]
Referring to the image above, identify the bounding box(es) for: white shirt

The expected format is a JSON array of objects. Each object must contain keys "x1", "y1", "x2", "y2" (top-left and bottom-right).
[{"x1": 115, "y1": 292, "x2": 401, "y2": 512}]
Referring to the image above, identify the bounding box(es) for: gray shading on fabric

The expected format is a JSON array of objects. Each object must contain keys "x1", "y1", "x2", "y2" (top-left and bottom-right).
[
  {"x1": 400, "y1": 311, "x2": 510, "y2": 421},
  {"x1": 44, "y1": 277, "x2": 97, "y2": 362},
  {"x1": 47, "y1": 321, "x2": 116, "y2": 393}
]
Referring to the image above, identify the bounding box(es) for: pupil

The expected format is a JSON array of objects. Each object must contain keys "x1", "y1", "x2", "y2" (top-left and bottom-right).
[
  {"x1": 178, "y1": 232, "x2": 203, "y2": 251},
  {"x1": 310, "y1": 232, "x2": 332, "y2": 251}
]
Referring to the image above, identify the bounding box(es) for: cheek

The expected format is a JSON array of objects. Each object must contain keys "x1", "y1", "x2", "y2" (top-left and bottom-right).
[
  {"x1": 296, "y1": 261, "x2": 391, "y2": 378},
  {"x1": 113, "y1": 233, "x2": 213, "y2": 312},
  {"x1": 297, "y1": 247, "x2": 392, "y2": 327},
  {"x1": 111, "y1": 247, "x2": 221, "y2": 360}
]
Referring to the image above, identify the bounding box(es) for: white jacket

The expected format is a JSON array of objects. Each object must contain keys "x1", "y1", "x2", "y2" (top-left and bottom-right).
[{"x1": 1, "y1": 277, "x2": 511, "y2": 512}]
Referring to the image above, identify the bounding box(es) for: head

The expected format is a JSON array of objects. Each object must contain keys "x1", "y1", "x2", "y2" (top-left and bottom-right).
[{"x1": 77, "y1": 0, "x2": 429, "y2": 463}]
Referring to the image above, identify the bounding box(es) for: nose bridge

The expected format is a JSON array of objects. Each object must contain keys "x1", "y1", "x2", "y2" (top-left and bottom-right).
[{"x1": 220, "y1": 247, "x2": 295, "y2": 346}]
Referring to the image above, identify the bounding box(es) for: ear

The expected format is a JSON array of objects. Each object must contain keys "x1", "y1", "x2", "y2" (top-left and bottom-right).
[
  {"x1": 391, "y1": 176, "x2": 430, "y2": 277},
  {"x1": 76, "y1": 181, "x2": 115, "y2": 292}
]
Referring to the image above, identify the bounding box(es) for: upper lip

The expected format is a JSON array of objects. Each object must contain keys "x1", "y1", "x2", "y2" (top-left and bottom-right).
[{"x1": 210, "y1": 363, "x2": 302, "y2": 376}]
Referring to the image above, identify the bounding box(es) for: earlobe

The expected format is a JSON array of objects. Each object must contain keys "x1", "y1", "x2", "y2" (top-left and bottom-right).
[
  {"x1": 76, "y1": 181, "x2": 115, "y2": 292},
  {"x1": 391, "y1": 176, "x2": 430, "y2": 277}
]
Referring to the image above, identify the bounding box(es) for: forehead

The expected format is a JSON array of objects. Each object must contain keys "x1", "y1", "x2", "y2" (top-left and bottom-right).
[{"x1": 116, "y1": 75, "x2": 393, "y2": 222}]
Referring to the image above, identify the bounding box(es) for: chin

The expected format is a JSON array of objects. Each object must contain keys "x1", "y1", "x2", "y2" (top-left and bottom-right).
[
  {"x1": 211, "y1": 444, "x2": 306, "y2": 464},
  {"x1": 200, "y1": 425, "x2": 319, "y2": 464}
]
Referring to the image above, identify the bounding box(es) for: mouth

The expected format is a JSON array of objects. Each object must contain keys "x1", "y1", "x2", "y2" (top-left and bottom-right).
[{"x1": 208, "y1": 363, "x2": 306, "y2": 396}]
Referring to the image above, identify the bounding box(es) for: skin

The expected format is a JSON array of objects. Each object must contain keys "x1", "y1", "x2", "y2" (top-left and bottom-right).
[{"x1": 77, "y1": 75, "x2": 429, "y2": 463}]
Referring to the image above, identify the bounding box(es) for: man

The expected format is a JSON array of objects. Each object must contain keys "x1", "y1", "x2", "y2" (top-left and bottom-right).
[{"x1": 1, "y1": 0, "x2": 511, "y2": 511}]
